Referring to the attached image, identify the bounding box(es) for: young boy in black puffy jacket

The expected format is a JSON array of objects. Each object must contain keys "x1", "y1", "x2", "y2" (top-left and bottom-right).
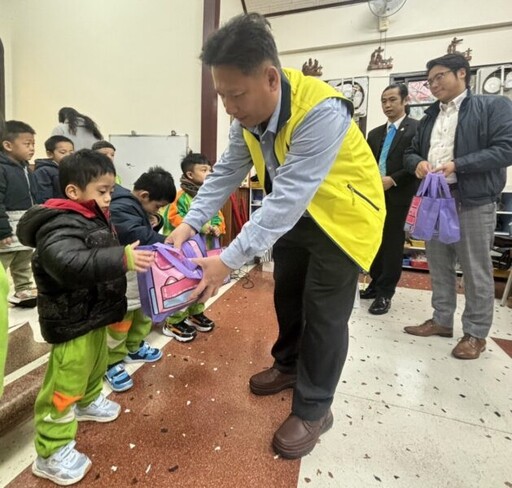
[{"x1": 17, "y1": 149, "x2": 154, "y2": 486}]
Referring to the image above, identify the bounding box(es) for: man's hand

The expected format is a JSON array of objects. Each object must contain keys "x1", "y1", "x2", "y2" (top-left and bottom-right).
[
  {"x1": 432, "y1": 160, "x2": 456, "y2": 178},
  {"x1": 382, "y1": 176, "x2": 395, "y2": 191},
  {"x1": 0, "y1": 237, "x2": 12, "y2": 246},
  {"x1": 415, "y1": 160, "x2": 432, "y2": 179},
  {"x1": 189, "y1": 255, "x2": 232, "y2": 303},
  {"x1": 165, "y1": 223, "x2": 196, "y2": 248}
]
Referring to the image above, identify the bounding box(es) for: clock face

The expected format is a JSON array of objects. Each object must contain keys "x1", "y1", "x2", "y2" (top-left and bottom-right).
[
  {"x1": 484, "y1": 76, "x2": 501, "y2": 93},
  {"x1": 339, "y1": 82, "x2": 364, "y2": 110}
]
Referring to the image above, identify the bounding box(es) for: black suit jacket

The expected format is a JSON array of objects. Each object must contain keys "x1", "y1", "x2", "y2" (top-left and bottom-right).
[{"x1": 367, "y1": 115, "x2": 419, "y2": 206}]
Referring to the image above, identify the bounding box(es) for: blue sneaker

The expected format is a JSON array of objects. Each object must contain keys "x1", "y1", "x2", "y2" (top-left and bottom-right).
[
  {"x1": 75, "y1": 393, "x2": 120, "y2": 422},
  {"x1": 124, "y1": 341, "x2": 162, "y2": 363},
  {"x1": 104, "y1": 363, "x2": 133, "y2": 392},
  {"x1": 32, "y1": 440, "x2": 91, "y2": 486}
]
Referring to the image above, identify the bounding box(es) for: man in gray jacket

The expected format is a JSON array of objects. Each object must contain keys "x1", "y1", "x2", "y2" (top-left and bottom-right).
[{"x1": 403, "y1": 53, "x2": 512, "y2": 359}]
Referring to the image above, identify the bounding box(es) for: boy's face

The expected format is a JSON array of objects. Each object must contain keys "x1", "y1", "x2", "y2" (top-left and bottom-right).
[
  {"x1": 139, "y1": 193, "x2": 170, "y2": 215},
  {"x1": 48, "y1": 142, "x2": 74, "y2": 164},
  {"x1": 186, "y1": 164, "x2": 212, "y2": 186},
  {"x1": 2, "y1": 133, "x2": 35, "y2": 162},
  {"x1": 96, "y1": 147, "x2": 115, "y2": 162},
  {"x1": 66, "y1": 173, "x2": 116, "y2": 214}
]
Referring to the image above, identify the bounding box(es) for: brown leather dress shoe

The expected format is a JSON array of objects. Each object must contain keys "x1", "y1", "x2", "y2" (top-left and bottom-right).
[
  {"x1": 249, "y1": 367, "x2": 297, "y2": 396},
  {"x1": 404, "y1": 319, "x2": 453, "y2": 337},
  {"x1": 272, "y1": 409, "x2": 334, "y2": 459},
  {"x1": 452, "y1": 334, "x2": 486, "y2": 359}
]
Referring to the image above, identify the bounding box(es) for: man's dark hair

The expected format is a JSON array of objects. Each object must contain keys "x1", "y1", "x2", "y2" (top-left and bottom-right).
[
  {"x1": 181, "y1": 152, "x2": 211, "y2": 174},
  {"x1": 383, "y1": 83, "x2": 408, "y2": 101},
  {"x1": 92, "y1": 140, "x2": 116, "y2": 152},
  {"x1": 0, "y1": 120, "x2": 35, "y2": 149},
  {"x1": 45, "y1": 135, "x2": 73, "y2": 152},
  {"x1": 133, "y1": 166, "x2": 176, "y2": 203},
  {"x1": 426, "y1": 53, "x2": 471, "y2": 88},
  {"x1": 57, "y1": 107, "x2": 103, "y2": 139},
  {"x1": 59, "y1": 149, "x2": 115, "y2": 192},
  {"x1": 200, "y1": 12, "x2": 281, "y2": 74}
]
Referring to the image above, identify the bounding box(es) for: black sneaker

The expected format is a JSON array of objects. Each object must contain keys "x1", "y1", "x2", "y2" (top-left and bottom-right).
[
  {"x1": 162, "y1": 320, "x2": 197, "y2": 342},
  {"x1": 185, "y1": 313, "x2": 215, "y2": 332}
]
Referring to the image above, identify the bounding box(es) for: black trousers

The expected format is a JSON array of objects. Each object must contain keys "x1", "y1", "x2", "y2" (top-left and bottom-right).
[
  {"x1": 369, "y1": 204, "x2": 409, "y2": 299},
  {"x1": 271, "y1": 217, "x2": 359, "y2": 420}
]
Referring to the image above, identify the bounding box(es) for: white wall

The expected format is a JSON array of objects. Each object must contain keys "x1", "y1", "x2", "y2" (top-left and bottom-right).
[
  {"x1": 1, "y1": 0, "x2": 511, "y2": 177},
  {"x1": 270, "y1": 0, "x2": 512, "y2": 133},
  {"x1": 0, "y1": 0, "x2": 205, "y2": 160}
]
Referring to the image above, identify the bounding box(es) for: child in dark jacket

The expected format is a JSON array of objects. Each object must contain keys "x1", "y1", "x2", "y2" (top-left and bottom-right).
[
  {"x1": 17, "y1": 149, "x2": 154, "y2": 486},
  {"x1": 0, "y1": 120, "x2": 38, "y2": 307},
  {"x1": 105, "y1": 167, "x2": 176, "y2": 392},
  {"x1": 33, "y1": 135, "x2": 74, "y2": 203}
]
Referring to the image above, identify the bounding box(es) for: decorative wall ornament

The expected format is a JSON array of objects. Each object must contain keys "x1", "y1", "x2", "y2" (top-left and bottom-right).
[
  {"x1": 367, "y1": 46, "x2": 393, "y2": 70},
  {"x1": 302, "y1": 58, "x2": 323, "y2": 77},
  {"x1": 446, "y1": 37, "x2": 473, "y2": 61}
]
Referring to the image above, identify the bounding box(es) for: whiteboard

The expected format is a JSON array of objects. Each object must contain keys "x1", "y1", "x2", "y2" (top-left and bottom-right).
[{"x1": 109, "y1": 134, "x2": 189, "y2": 189}]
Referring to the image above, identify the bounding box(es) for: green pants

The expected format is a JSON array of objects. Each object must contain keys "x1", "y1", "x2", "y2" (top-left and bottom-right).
[
  {"x1": 0, "y1": 264, "x2": 9, "y2": 398},
  {"x1": 0, "y1": 250, "x2": 33, "y2": 293},
  {"x1": 166, "y1": 302, "x2": 204, "y2": 325},
  {"x1": 34, "y1": 328, "x2": 107, "y2": 458},
  {"x1": 107, "y1": 309, "x2": 152, "y2": 366}
]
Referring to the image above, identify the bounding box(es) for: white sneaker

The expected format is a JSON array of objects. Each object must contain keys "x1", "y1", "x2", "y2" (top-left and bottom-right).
[
  {"x1": 32, "y1": 441, "x2": 91, "y2": 486},
  {"x1": 75, "y1": 393, "x2": 120, "y2": 423}
]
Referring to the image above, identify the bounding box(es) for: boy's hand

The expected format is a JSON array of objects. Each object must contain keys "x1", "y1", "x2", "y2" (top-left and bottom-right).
[
  {"x1": 165, "y1": 223, "x2": 196, "y2": 249},
  {"x1": 210, "y1": 226, "x2": 221, "y2": 237},
  {"x1": 125, "y1": 240, "x2": 155, "y2": 272},
  {"x1": 131, "y1": 249, "x2": 155, "y2": 272},
  {"x1": 0, "y1": 237, "x2": 12, "y2": 246}
]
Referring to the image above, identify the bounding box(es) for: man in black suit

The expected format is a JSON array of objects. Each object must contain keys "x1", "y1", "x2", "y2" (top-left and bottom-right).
[{"x1": 362, "y1": 84, "x2": 419, "y2": 314}]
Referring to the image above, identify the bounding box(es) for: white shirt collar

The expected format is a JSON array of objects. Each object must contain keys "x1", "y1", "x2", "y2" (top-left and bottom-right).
[
  {"x1": 387, "y1": 114, "x2": 406, "y2": 131},
  {"x1": 441, "y1": 89, "x2": 468, "y2": 112}
]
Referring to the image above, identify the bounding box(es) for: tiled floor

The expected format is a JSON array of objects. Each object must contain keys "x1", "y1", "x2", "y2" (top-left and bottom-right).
[{"x1": 1, "y1": 268, "x2": 511, "y2": 488}]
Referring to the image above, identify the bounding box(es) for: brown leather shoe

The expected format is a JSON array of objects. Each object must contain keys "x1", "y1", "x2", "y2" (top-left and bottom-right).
[
  {"x1": 452, "y1": 334, "x2": 486, "y2": 359},
  {"x1": 404, "y1": 319, "x2": 453, "y2": 337},
  {"x1": 249, "y1": 367, "x2": 296, "y2": 396},
  {"x1": 272, "y1": 409, "x2": 334, "y2": 459}
]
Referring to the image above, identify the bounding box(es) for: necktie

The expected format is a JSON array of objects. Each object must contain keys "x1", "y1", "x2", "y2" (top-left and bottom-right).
[{"x1": 378, "y1": 124, "x2": 397, "y2": 176}]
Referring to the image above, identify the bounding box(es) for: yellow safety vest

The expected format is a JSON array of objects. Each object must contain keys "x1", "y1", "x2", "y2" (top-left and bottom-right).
[{"x1": 243, "y1": 68, "x2": 385, "y2": 271}]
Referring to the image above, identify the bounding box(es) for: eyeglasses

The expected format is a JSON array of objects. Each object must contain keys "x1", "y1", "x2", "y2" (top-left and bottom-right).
[{"x1": 423, "y1": 70, "x2": 453, "y2": 89}]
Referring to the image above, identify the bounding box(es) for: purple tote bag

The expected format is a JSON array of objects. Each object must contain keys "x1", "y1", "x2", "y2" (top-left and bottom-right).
[
  {"x1": 436, "y1": 176, "x2": 461, "y2": 244},
  {"x1": 407, "y1": 173, "x2": 441, "y2": 241}
]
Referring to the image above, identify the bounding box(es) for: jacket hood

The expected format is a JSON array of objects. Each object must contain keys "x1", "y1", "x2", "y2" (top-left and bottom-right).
[
  {"x1": 17, "y1": 200, "x2": 105, "y2": 247},
  {"x1": 34, "y1": 158, "x2": 57, "y2": 170}
]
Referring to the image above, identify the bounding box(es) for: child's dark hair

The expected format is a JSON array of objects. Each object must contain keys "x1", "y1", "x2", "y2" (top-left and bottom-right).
[
  {"x1": 134, "y1": 166, "x2": 176, "y2": 203},
  {"x1": 59, "y1": 149, "x2": 115, "y2": 192},
  {"x1": 181, "y1": 152, "x2": 211, "y2": 174},
  {"x1": 45, "y1": 135, "x2": 74, "y2": 153},
  {"x1": 57, "y1": 107, "x2": 103, "y2": 139},
  {"x1": 92, "y1": 140, "x2": 116, "y2": 152},
  {"x1": 0, "y1": 120, "x2": 35, "y2": 150}
]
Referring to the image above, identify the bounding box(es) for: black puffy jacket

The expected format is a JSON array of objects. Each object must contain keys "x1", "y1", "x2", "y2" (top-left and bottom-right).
[{"x1": 17, "y1": 199, "x2": 127, "y2": 344}]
